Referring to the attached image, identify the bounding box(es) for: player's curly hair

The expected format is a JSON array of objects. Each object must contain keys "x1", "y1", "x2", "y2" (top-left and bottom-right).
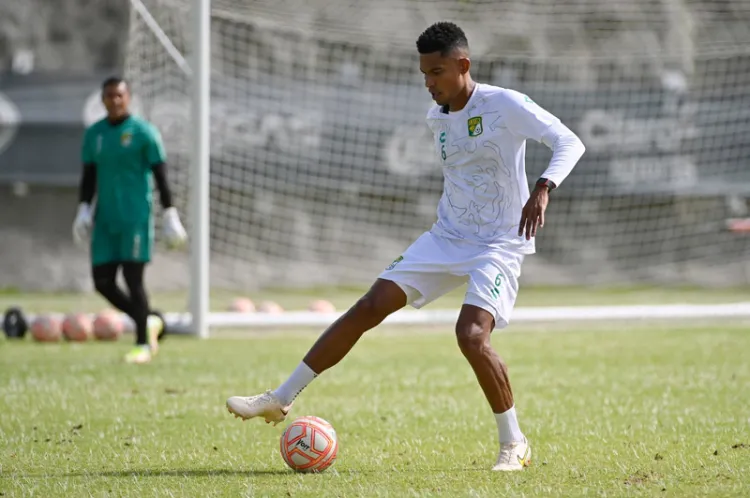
[{"x1": 416, "y1": 22, "x2": 469, "y2": 56}]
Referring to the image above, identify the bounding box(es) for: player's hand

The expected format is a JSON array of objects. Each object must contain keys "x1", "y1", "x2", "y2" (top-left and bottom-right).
[
  {"x1": 72, "y1": 203, "x2": 92, "y2": 246},
  {"x1": 518, "y1": 186, "x2": 549, "y2": 240},
  {"x1": 162, "y1": 207, "x2": 187, "y2": 249}
]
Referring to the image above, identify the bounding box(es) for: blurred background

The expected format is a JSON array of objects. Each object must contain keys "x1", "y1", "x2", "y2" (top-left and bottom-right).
[{"x1": 1, "y1": 0, "x2": 749, "y2": 301}]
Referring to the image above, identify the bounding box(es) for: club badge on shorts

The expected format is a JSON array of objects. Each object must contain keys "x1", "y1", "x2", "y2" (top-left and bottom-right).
[
  {"x1": 121, "y1": 132, "x2": 132, "y2": 147},
  {"x1": 467, "y1": 116, "x2": 483, "y2": 137},
  {"x1": 385, "y1": 255, "x2": 403, "y2": 271}
]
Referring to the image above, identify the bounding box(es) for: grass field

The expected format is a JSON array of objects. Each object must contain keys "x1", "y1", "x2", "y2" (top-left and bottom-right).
[{"x1": 1, "y1": 309, "x2": 749, "y2": 496}]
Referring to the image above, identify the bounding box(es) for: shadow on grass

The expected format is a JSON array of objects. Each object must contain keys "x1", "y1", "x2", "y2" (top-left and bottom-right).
[
  {"x1": 19, "y1": 467, "x2": 490, "y2": 479},
  {"x1": 23, "y1": 469, "x2": 291, "y2": 478}
]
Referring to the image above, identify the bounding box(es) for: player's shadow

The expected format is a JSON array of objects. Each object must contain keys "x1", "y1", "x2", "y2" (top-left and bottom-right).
[
  {"x1": 33, "y1": 467, "x2": 478, "y2": 479},
  {"x1": 52, "y1": 469, "x2": 290, "y2": 478}
]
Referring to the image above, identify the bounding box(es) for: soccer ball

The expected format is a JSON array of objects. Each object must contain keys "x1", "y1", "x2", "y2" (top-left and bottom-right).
[
  {"x1": 227, "y1": 297, "x2": 255, "y2": 313},
  {"x1": 280, "y1": 416, "x2": 338, "y2": 473},
  {"x1": 30, "y1": 314, "x2": 62, "y2": 342},
  {"x1": 62, "y1": 313, "x2": 93, "y2": 342},
  {"x1": 307, "y1": 300, "x2": 336, "y2": 313},
  {"x1": 257, "y1": 301, "x2": 284, "y2": 314},
  {"x1": 92, "y1": 310, "x2": 124, "y2": 341}
]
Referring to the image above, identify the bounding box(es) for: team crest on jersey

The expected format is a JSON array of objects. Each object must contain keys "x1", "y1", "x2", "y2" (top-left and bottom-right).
[
  {"x1": 120, "y1": 132, "x2": 132, "y2": 147},
  {"x1": 467, "y1": 116, "x2": 483, "y2": 137}
]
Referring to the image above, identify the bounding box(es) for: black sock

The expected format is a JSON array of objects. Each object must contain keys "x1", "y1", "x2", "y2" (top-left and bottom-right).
[{"x1": 123, "y1": 262, "x2": 150, "y2": 346}]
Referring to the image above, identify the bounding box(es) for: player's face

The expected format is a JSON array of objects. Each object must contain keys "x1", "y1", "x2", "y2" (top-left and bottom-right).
[
  {"x1": 419, "y1": 51, "x2": 470, "y2": 106},
  {"x1": 102, "y1": 83, "x2": 131, "y2": 119}
]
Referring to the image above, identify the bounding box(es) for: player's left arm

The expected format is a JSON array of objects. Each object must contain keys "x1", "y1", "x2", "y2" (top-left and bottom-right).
[
  {"x1": 502, "y1": 90, "x2": 586, "y2": 240},
  {"x1": 72, "y1": 128, "x2": 97, "y2": 246},
  {"x1": 145, "y1": 123, "x2": 187, "y2": 247}
]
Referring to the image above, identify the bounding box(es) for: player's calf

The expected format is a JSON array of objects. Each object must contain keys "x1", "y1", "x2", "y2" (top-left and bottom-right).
[
  {"x1": 455, "y1": 308, "x2": 516, "y2": 411},
  {"x1": 455, "y1": 304, "x2": 529, "y2": 469},
  {"x1": 226, "y1": 279, "x2": 407, "y2": 425}
]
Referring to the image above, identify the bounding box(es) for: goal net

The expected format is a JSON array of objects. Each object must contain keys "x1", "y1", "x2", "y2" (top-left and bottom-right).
[{"x1": 125, "y1": 0, "x2": 750, "y2": 295}]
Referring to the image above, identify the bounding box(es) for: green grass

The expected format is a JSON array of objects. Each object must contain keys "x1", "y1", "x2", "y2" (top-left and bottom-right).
[
  {"x1": 1, "y1": 323, "x2": 749, "y2": 497},
  {"x1": 1, "y1": 285, "x2": 749, "y2": 314}
]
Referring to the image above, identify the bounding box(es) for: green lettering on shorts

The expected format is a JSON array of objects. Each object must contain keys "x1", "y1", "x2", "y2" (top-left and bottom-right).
[{"x1": 490, "y1": 273, "x2": 503, "y2": 299}]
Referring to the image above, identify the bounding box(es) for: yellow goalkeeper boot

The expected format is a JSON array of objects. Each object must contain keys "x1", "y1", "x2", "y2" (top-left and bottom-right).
[{"x1": 124, "y1": 345, "x2": 152, "y2": 364}]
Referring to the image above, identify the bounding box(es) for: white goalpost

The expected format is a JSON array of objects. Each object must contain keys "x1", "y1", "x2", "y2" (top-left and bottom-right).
[
  {"x1": 188, "y1": 0, "x2": 211, "y2": 339},
  {"x1": 128, "y1": 0, "x2": 211, "y2": 337},
  {"x1": 124, "y1": 0, "x2": 750, "y2": 336}
]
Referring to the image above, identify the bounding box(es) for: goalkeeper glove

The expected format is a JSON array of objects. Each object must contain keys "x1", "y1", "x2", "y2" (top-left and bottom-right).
[
  {"x1": 162, "y1": 207, "x2": 187, "y2": 249},
  {"x1": 72, "y1": 203, "x2": 92, "y2": 247}
]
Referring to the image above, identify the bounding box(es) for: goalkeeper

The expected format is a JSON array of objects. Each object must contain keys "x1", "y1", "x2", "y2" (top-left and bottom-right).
[{"x1": 72, "y1": 77, "x2": 187, "y2": 364}]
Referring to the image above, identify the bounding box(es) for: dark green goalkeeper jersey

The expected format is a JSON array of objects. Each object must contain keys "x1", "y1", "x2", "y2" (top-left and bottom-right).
[{"x1": 81, "y1": 115, "x2": 167, "y2": 228}]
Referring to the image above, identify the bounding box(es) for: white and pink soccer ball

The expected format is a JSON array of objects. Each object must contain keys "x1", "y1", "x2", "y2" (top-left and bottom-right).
[
  {"x1": 92, "y1": 309, "x2": 124, "y2": 341},
  {"x1": 227, "y1": 297, "x2": 255, "y2": 313},
  {"x1": 62, "y1": 313, "x2": 93, "y2": 342},
  {"x1": 280, "y1": 416, "x2": 338, "y2": 473},
  {"x1": 30, "y1": 314, "x2": 63, "y2": 342},
  {"x1": 257, "y1": 301, "x2": 284, "y2": 314},
  {"x1": 307, "y1": 300, "x2": 335, "y2": 313}
]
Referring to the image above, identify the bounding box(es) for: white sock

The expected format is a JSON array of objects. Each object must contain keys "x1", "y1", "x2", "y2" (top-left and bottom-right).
[
  {"x1": 273, "y1": 362, "x2": 318, "y2": 405},
  {"x1": 495, "y1": 405, "x2": 525, "y2": 444}
]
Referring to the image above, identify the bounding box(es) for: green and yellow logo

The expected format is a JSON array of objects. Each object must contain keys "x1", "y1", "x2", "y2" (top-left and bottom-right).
[
  {"x1": 467, "y1": 116, "x2": 483, "y2": 137},
  {"x1": 120, "y1": 132, "x2": 133, "y2": 147},
  {"x1": 385, "y1": 255, "x2": 403, "y2": 271}
]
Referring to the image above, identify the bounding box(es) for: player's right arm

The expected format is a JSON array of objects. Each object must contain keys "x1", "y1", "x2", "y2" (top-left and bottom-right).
[{"x1": 72, "y1": 128, "x2": 97, "y2": 245}]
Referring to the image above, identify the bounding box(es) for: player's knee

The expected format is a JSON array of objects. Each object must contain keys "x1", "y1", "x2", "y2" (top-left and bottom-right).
[
  {"x1": 353, "y1": 293, "x2": 396, "y2": 322},
  {"x1": 93, "y1": 274, "x2": 117, "y2": 295},
  {"x1": 455, "y1": 320, "x2": 490, "y2": 355},
  {"x1": 122, "y1": 263, "x2": 145, "y2": 289}
]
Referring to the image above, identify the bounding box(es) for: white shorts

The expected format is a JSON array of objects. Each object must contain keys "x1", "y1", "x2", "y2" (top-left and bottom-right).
[{"x1": 378, "y1": 231, "x2": 524, "y2": 329}]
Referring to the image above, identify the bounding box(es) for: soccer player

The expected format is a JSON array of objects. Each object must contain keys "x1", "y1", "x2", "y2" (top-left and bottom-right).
[
  {"x1": 72, "y1": 77, "x2": 187, "y2": 364},
  {"x1": 226, "y1": 22, "x2": 585, "y2": 470}
]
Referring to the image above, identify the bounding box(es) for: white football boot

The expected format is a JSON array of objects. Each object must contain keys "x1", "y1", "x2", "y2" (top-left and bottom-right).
[
  {"x1": 492, "y1": 437, "x2": 532, "y2": 471},
  {"x1": 226, "y1": 390, "x2": 293, "y2": 426}
]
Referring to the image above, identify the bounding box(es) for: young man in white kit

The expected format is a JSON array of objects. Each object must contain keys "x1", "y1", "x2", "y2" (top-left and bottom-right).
[{"x1": 226, "y1": 22, "x2": 585, "y2": 471}]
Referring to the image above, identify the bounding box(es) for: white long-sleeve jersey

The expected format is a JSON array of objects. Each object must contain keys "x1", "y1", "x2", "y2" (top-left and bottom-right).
[{"x1": 426, "y1": 83, "x2": 585, "y2": 254}]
